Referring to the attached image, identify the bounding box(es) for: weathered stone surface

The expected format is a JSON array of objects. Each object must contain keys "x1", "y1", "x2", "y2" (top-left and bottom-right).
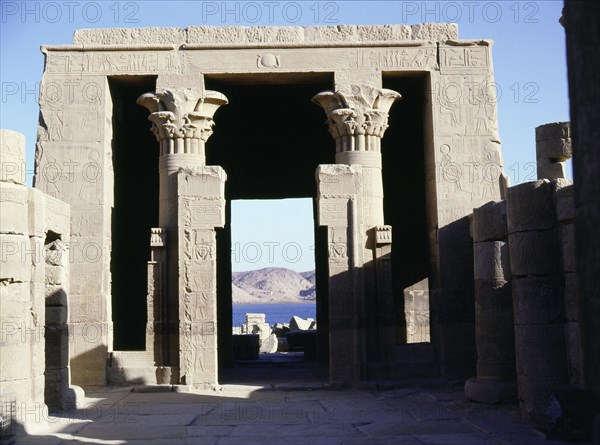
[
  {"x1": 564, "y1": 272, "x2": 579, "y2": 322},
  {"x1": 473, "y1": 241, "x2": 509, "y2": 281},
  {"x1": 0, "y1": 233, "x2": 32, "y2": 282},
  {"x1": 474, "y1": 280, "x2": 512, "y2": 320},
  {"x1": 0, "y1": 182, "x2": 28, "y2": 235},
  {"x1": 45, "y1": 325, "x2": 69, "y2": 368},
  {"x1": 245, "y1": 313, "x2": 266, "y2": 325},
  {"x1": 74, "y1": 27, "x2": 186, "y2": 45},
  {"x1": 272, "y1": 322, "x2": 290, "y2": 337},
  {"x1": 259, "y1": 333, "x2": 278, "y2": 354},
  {"x1": 506, "y1": 180, "x2": 556, "y2": 233},
  {"x1": 412, "y1": 23, "x2": 458, "y2": 41},
  {"x1": 554, "y1": 180, "x2": 574, "y2": 222},
  {"x1": 404, "y1": 279, "x2": 430, "y2": 343},
  {"x1": 476, "y1": 360, "x2": 516, "y2": 381},
  {"x1": 536, "y1": 122, "x2": 572, "y2": 160},
  {"x1": 464, "y1": 377, "x2": 517, "y2": 404},
  {"x1": 73, "y1": 24, "x2": 456, "y2": 47},
  {"x1": 189, "y1": 25, "x2": 304, "y2": 44},
  {"x1": 508, "y1": 231, "x2": 560, "y2": 277},
  {"x1": 472, "y1": 200, "x2": 507, "y2": 242},
  {"x1": 538, "y1": 162, "x2": 566, "y2": 181},
  {"x1": 289, "y1": 315, "x2": 314, "y2": 332},
  {"x1": 28, "y1": 188, "x2": 46, "y2": 238},
  {"x1": 514, "y1": 324, "x2": 568, "y2": 377},
  {"x1": 565, "y1": 321, "x2": 584, "y2": 385},
  {"x1": 559, "y1": 223, "x2": 576, "y2": 274},
  {"x1": 536, "y1": 122, "x2": 572, "y2": 180},
  {"x1": 44, "y1": 195, "x2": 70, "y2": 240},
  {"x1": 0, "y1": 129, "x2": 26, "y2": 185},
  {"x1": 512, "y1": 276, "x2": 564, "y2": 325},
  {"x1": 518, "y1": 375, "x2": 569, "y2": 416},
  {"x1": 564, "y1": 3, "x2": 600, "y2": 417}
]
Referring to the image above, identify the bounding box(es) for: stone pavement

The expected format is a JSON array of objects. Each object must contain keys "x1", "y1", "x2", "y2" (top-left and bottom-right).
[{"x1": 11, "y1": 366, "x2": 587, "y2": 445}]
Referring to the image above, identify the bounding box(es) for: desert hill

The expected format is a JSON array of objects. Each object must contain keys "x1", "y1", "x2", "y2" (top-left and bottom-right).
[{"x1": 232, "y1": 267, "x2": 316, "y2": 304}]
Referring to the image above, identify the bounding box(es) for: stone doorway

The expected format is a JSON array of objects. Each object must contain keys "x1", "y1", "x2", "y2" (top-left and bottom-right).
[
  {"x1": 109, "y1": 76, "x2": 159, "y2": 351},
  {"x1": 203, "y1": 75, "x2": 334, "y2": 378},
  {"x1": 227, "y1": 198, "x2": 319, "y2": 375}
]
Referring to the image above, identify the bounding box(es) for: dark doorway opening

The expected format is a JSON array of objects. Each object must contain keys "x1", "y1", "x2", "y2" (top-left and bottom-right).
[
  {"x1": 204, "y1": 74, "x2": 333, "y2": 379},
  {"x1": 109, "y1": 76, "x2": 159, "y2": 350},
  {"x1": 381, "y1": 73, "x2": 430, "y2": 344}
]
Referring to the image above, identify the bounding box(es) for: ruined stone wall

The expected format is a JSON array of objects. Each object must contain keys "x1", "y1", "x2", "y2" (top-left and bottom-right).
[
  {"x1": 465, "y1": 200, "x2": 516, "y2": 404},
  {"x1": 467, "y1": 180, "x2": 582, "y2": 416},
  {"x1": 0, "y1": 129, "x2": 76, "y2": 425}
]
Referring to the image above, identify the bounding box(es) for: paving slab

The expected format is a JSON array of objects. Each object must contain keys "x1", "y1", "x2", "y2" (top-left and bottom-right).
[{"x1": 13, "y1": 383, "x2": 589, "y2": 444}]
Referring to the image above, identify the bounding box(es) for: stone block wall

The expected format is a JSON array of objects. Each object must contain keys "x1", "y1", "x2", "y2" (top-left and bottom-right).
[
  {"x1": 465, "y1": 200, "x2": 516, "y2": 404},
  {"x1": 468, "y1": 175, "x2": 583, "y2": 417},
  {"x1": 0, "y1": 129, "x2": 79, "y2": 427},
  {"x1": 508, "y1": 179, "x2": 569, "y2": 417}
]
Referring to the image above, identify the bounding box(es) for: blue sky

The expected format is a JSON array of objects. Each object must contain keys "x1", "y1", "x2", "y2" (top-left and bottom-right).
[{"x1": 1, "y1": 1, "x2": 570, "y2": 272}]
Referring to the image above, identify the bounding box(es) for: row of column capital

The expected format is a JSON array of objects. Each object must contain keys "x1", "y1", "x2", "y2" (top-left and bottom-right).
[
  {"x1": 137, "y1": 83, "x2": 400, "y2": 164},
  {"x1": 312, "y1": 84, "x2": 401, "y2": 154},
  {"x1": 137, "y1": 88, "x2": 228, "y2": 158}
]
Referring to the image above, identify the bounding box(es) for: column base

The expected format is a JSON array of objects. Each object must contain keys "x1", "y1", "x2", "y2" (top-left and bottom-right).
[{"x1": 464, "y1": 377, "x2": 517, "y2": 404}]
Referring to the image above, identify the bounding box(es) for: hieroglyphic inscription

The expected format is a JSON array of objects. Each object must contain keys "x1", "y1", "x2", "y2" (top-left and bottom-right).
[
  {"x1": 439, "y1": 46, "x2": 488, "y2": 72},
  {"x1": 46, "y1": 52, "x2": 182, "y2": 74},
  {"x1": 350, "y1": 47, "x2": 437, "y2": 70}
]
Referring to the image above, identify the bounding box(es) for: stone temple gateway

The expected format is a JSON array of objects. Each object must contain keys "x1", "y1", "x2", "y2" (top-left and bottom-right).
[{"x1": 30, "y1": 23, "x2": 506, "y2": 390}]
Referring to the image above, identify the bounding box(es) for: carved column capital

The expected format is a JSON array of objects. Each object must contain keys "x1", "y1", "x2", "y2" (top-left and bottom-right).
[
  {"x1": 313, "y1": 84, "x2": 401, "y2": 153},
  {"x1": 137, "y1": 88, "x2": 227, "y2": 160}
]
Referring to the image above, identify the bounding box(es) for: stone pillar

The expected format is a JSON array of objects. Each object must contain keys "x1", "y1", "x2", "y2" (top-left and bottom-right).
[
  {"x1": 138, "y1": 76, "x2": 227, "y2": 380},
  {"x1": 35, "y1": 76, "x2": 113, "y2": 387},
  {"x1": 554, "y1": 180, "x2": 584, "y2": 387},
  {"x1": 465, "y1": 200, "x2": 517, "y2": 404},
  {"x1": 316, "y1": 164, "x2": 363, "y2": 384},
  {"x1": 146, "y1": 228, "x2": 167, "y2": 369},
  {"x1": 313, "y1": 84, "x2": 400, "y2": 380},
  {"x1": 313, "y1": 84, "x2": 400, "y2": 231},
  {"x1": 563, "y1": 3, "x2": 600, "y2": 442},
  {"x1": 176, "y1": 166, "x2": 226, "y2": 389},
  {"x1": 507, "y1": 180, "x2": 568, "y2": 417},
  {"x1": 536, "y1": 122, "x2": 572, "y2": 180}
]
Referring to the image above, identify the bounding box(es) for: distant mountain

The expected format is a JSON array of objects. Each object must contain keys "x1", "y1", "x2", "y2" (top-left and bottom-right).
[{"x1": 232, "y1": 267, "x2": 316, "y2": 304}]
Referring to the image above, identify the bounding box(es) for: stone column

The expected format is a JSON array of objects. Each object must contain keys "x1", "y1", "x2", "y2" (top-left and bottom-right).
[
  {"x1": 465, "y1": 200, "x2": 517, "y2": 404},
  {"x1": 137, "y1": 79, "x2": 228, "y2": 229},
  {"x1": 507, "y1": 180, "x2": 568, "y2": 417},
  {"x1": 564, "y1": 3, "x2": 600, "y2": 441},
  {"x1": 554, "y1": 181, "x2": 584, "y2": 386},
  {"x1": 313, "y1": 84, "x2": 400, "y2": 380},
  {"x1": 313, "y1": 84, "x2": 400, "y2": 231},
  {"x1": 536, "y1": 122, "x2": 572, "y2": 180},
  {"x1": 316, "y1": 164, "x2": 363, "y2": 384},
  {"x1": 138, "y1": 77, "x2": 227, "y2": 388}
]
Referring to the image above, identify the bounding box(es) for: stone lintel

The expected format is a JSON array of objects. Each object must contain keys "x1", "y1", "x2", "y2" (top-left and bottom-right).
[{"x1": 70, "y1": 24, "x2": 459, "y2": 48}]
